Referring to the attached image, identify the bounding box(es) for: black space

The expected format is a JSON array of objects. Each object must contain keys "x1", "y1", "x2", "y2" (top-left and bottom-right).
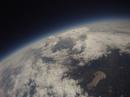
[{"x1": 0, "y1": 0, "x2": 130, "y2": 59}]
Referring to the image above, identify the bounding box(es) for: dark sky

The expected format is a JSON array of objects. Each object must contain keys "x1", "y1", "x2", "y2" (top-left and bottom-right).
[{"x1": 0, "y1": 0, "x2": 130, "y2": 60}]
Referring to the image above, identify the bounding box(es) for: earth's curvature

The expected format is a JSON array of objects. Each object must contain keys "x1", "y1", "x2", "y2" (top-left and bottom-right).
[{"x1": 0, "y1": 19, "x2": 130, "y2": 97}]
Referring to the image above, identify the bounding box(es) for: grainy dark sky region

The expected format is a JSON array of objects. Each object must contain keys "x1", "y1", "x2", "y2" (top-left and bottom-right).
[{"x1": 0, "y1": 0, "x2": 130, "y2": 59}]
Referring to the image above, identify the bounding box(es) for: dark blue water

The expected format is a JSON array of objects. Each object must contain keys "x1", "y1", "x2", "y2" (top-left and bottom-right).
[{"x1": 65, "y1": 49, "x2": 130, "y2": 97}]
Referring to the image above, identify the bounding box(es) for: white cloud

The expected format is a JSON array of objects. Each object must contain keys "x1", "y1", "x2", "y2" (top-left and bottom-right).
[{"x1": 1, "y1": 19, "x2": 130, "y2": 97}]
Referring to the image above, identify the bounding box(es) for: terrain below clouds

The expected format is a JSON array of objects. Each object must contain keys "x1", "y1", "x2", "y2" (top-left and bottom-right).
[{"x1": 0, "y1": 19, "x2": 130, "y2": 97}]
